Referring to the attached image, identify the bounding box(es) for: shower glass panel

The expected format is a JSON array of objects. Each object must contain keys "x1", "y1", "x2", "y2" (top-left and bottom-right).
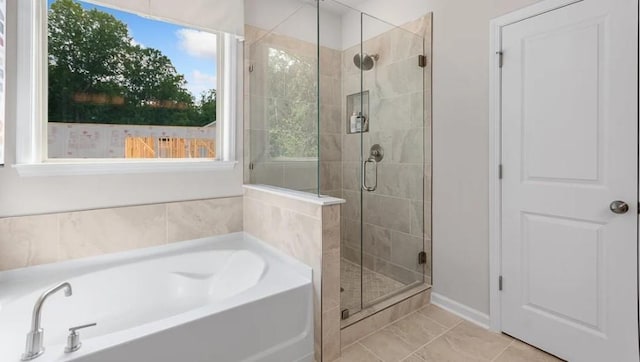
[
  {"x1": 247, "y1": 3, "x2": 320, "y2": 194},
  {"x1": 360, "y1": 14, "x2": 426, "y2": 309},
  {"x1": 335, "y1": 4, "x2": 428, "y2": 319},
  {"x1": 317, "y1": 0, "x2": 365, "y2": 316}
]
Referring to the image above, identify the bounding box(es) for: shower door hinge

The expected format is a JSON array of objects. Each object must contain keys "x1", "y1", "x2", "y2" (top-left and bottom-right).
[
  {"x1": 497, "y1": 51, "x2": 504, "y2": 68},
  {"x1": 418, "y1": 251, "x2": 427, "y2": 265},
  {"x1": 499, "y1": 275, "x2": 503, "y2": 291},
  {"x1": 418, "y1": 55, "x2": 427, "y2": 68},
  {"x1": 341, "y1": 309, "x2": 350, "y2": 320},
  {"x1": 498, "y1": 164, "x2": 503, "y2": 179}
]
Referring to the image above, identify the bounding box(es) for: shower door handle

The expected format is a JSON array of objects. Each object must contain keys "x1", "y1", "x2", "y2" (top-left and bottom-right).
[{"x1": 362, "y1": 157, "x2": 378, "y2": 192}]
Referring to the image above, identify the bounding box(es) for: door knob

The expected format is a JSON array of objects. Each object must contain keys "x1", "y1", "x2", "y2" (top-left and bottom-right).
[{"x1": 609, "y1": 200, "x2": 629, "y2": 214}]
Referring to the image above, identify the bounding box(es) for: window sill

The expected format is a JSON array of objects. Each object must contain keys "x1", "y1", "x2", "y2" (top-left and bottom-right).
[{"x1": 13, "y1": 159, "x2": 238, "y2": 177}]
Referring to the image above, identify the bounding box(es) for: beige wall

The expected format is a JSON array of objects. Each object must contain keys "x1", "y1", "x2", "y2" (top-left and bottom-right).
[
  {"x1": 428, "y1": 0, "x2": 542, "y2": 316},
  {"x1": 0, "y1": 197, "x2": 243, "y2": 271}
]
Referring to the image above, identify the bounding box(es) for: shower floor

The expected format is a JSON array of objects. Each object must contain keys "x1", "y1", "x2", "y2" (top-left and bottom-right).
[{"x1": 340, "y1": 258, "x2": 405, "y2": 314}]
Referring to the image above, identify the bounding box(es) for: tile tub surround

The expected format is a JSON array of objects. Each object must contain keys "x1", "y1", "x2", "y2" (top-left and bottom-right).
[
  {"x1": 0, "y1": 197, "x2": 243, "y2": 271},
  {"x1": 243, "y1": 184, "x2": 344, "y2": 361},
  {"x1": 335, "y1": 304, "x2": 562, "y2": 362},
  {"x1": 341, "y1": 13, "x2": 433, "y2": 295}
]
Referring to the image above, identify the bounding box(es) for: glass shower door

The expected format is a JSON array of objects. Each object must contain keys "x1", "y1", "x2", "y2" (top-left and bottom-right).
[
  {"x1": 359, "y1": 14, "x2": 426, "y2": 309},
  {"x1": 333, "y1": 2, "x2": 429, "y2": 320}
]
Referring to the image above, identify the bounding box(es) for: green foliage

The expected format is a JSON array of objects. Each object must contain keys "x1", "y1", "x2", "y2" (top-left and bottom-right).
[
  {"x1": 47, "y1": 0, "x2": 215, "y2": 127},
  {"x1": 196, "y1": 89, "x2": 217, "y2": 126},
  {"x1": 266, "y1": 48, "x2": 317, "y2": 158}
]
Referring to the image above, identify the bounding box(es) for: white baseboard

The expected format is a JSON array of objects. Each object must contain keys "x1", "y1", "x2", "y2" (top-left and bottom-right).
[{"x1": 430, "y1": 292, "x2": 491, "y2": 329}]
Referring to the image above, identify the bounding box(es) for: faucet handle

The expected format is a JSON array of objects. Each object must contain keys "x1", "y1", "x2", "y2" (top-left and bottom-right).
[
  {"x1": 69, "y1": 323, "x2": 97, "y2": 333},
  {"x1": 65, "y1": 323, "x2": 96, "y2": 353}
]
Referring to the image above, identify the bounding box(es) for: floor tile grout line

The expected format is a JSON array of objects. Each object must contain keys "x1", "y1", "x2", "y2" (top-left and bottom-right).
[
  {"x1": 384, "y1": 325, "x2": 422, "y2": 357},
  {"x1": 342, "y1": 305, "x2": 458, "y2": 360},
  {"x1": 354, "y1": 306, "x2": 462, "y2": 357},
  {"x1": 339, "y1": 339, "x2": 361, "y2": 352},
  {"x1": 400, "y1": 353, "x2": 426, "y2": 362},
  {"x1": 416, "y1": 308, "x2": 456, "y2": 329},
  {"x1": 490, "y1": 340, "x2": 516, "y2": 362},
  {"x1": 380, "y1": 309, "x2": 454, "y2": 353},
  {"x1": 343, "y1": 304, "x2": 532, "y2": 362},
  {"x1": 347, "y1": 309, "x2": 430, "y2": 359},
  {"x1": 351, "y1": 310, "x2": 419, "y2": 346},
  {"x1": 403, "y1": 320, "x2": 465, "y2": 357},
  {"x1": 357, "y1": 341, "x2": 387, "y2": 362}
]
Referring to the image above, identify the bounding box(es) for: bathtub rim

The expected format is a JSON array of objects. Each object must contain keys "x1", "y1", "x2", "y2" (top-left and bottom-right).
[{"x1": 0, "y1": 232, "x2": 311, "y2": 287}]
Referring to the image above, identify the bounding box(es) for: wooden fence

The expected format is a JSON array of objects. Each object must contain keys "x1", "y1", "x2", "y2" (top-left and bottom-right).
[{"x1": 125, "y1": 137, "x2": 216, "y2": 158}]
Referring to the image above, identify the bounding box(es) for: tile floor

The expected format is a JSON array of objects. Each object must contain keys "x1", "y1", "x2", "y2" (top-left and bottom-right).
[
  {"x1": 335, "y1": 304, "x2": 563, "y2": 362},
  {"x1": 341, "y1": 259, "x2": 406, "y2": 313}
]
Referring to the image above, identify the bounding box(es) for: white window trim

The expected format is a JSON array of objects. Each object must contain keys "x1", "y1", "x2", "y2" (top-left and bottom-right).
[{"x1": 13, "y1": 0, "x2": 238, "y2": 177}]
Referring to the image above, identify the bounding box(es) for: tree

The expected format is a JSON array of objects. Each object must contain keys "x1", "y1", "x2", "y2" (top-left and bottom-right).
[
  {"x1": 196, "y1": 89, "x2": 217, "y2": 125},
  {"x1": 47, "y1": 0, "x2": 214, "y2": 127},
  {"x1": 266, "y1": 48, "x2": 317, "y2": 158}
]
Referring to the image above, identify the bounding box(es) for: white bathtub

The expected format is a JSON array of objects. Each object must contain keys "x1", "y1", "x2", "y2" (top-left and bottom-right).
[{"x1": 0, "y1": 232, "x2": 314, "y2": 362}]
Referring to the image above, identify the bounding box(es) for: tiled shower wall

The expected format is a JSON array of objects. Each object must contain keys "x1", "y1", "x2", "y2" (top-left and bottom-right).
[
  {"x1": 0, "y1": 197, "x2": 243, "y2": 271},
  {"x1": 341, "y1": 15, "x2": 433, "y2": 286},
  {"x1": 244, "y1": 25, "x2": 343, "y2": 194}
]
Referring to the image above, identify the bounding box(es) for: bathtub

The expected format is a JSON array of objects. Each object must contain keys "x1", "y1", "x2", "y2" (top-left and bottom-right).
[{"x1": 0, "y1": 232, "x2": 314, "y2": 362}]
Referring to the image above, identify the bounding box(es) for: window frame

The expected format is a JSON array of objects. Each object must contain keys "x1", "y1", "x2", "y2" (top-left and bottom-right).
[{"x1": 14, "y1": 0, "x2": 238, "y2": 176}]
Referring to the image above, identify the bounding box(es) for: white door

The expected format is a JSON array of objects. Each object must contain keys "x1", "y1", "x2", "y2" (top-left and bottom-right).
[{"x1": 500, "y1": 0, "x2": 638, "y2": 361}]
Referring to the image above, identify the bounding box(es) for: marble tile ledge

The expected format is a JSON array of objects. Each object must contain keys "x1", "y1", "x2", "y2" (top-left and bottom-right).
[{"x1": 243, "y1": 184, "x2": 346, "y2": 206}]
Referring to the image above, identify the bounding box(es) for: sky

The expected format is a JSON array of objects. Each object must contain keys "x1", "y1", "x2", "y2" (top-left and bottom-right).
[{"x1": 47, "y1": 0, "x2": 218, "y2": 99}]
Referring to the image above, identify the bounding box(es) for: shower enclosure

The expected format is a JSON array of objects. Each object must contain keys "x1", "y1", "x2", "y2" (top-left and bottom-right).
[{"x1": 245, "y1": 0, "x2": 432, "y2": 323}]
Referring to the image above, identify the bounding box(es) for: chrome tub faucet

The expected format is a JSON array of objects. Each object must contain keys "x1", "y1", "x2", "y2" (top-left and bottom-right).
[{"x1": 21, "y1": 282, "x2": 73, "y2": 361}]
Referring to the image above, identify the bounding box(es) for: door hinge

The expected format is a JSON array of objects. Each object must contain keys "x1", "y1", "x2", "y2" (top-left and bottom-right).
[
  {"x1": 497, "y1": 51, "x2": 504, "y2": 68},
  {"x1": 249, "y1": 64, "x2": 255, "y2": 73},
  {"x1": 418, "y1": 55, "x2": 427, "y2": 68},
  {"x1": 249, "y1": 162, "x2": 254, "y2": 170},
  {"x1": 499, "y1": 275, "x2": 503, "y2": 291},
  {"x1": 498, "y1": 164, "x2": 503, "y2": 179},
  {"x1": 418, "y1": 251, "x2": 427, "y2": 265}
]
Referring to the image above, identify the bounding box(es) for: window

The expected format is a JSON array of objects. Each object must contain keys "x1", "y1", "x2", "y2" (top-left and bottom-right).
[
  {"x1": 5, "y1": 0, "x2": 242, "y2": 216},
  {"x1": 47, "y1": 0, "x2": 218, "y2": 160},
  {"x1": 13, "y1": 0, "x2": 241, "y2": 178}
]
